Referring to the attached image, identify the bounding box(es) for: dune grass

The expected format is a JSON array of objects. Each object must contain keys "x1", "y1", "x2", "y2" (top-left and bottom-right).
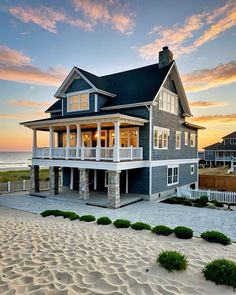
[{"x1": 0, "y1": 169, "x2": 49, "y2": 182}]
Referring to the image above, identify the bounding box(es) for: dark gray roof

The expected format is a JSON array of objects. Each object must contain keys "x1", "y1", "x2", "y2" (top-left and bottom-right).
[
  {"x1": 204, "y1": 142, "x2": 236, "y2": 151},
  {"x1": 45, "y1": 100, "x2": 62, "y2": 113},
  {"x1": 222, "y1": 131, "x2": 236, "y2": 139},
  {"x1": 101, "y1": 62, "x2": 173, "y2": 107}
]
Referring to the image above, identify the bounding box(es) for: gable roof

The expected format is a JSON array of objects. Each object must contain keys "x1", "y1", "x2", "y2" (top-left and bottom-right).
[
  {"x1": 204, "y1": 142, "x2": 236, "y2": 151},
  {"x1": 222, "y1": 131, "x2": 236, "y2": 139},
  {"x1": 45, "y1": 100, "x2": 62, "y2": 113}
]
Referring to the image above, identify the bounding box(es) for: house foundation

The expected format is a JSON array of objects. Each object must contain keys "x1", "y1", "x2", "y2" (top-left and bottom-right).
[
  {"x1": 108, "y1": 171, "x2": 120, "y2": 208},
  {"x1": 49, "y1": 166, "x2": 59, "y2": 195},
  {"x1": 79, "y1": 168, "x2": 89, "y2": 200}
]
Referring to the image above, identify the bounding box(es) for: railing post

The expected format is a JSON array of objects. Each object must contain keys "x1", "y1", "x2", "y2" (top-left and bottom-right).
[
  {"x1": 113, "y1": 121, "x2": 120, "y2": 162},
  {"x1": 23, "y1": 179, "x2": 26, "y2": 190},
  {"x1": 130, "y1": 146, "x2": 133, "y2": 160},
  {"x1": 76, "y1": 123, "x2": 81, "y2": 159},
  {"x1": 81, "y1": 146, "x2": 85, "y2": 160},
  {"x1": 8, "y1": 181, "x2": 11, "y2": 193}
]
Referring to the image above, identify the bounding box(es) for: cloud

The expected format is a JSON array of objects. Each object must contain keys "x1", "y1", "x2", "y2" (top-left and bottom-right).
[
  {"x1": 72, "y1": 0, "x2": 135, "y2": 34},
  {"x1": 0, "y1": 45, "x2": 31, "y2": 66},
  {"x1": 190, "y1": 101, "x2": 227, "y2": 108},
  {"x1": 8, "y1": 2, "x2": 134, "y2": 34},
  {"x1": 189, "y1": 113, "x2": 236, "y2": 124},
  {"x1": 183, "y1": 61, "x2": 236, "y2": 92},
  {"x1": 0, "y1": 45, "x2": 67, "y2": 86},
  {"x1": 8, "y1": 5, "x2": 93, "y2": 33},
  {"x1": 139, "y1": 1, "x2": 236, "y2": 59},
  {"x1": 9, "y1": 100, "x2": 50, "y2": 108},
  {"x1": 0, "y1": 112, "x2": 49, "y2": 120}
]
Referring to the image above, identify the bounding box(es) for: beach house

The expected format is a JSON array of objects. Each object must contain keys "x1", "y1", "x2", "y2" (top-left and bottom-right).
[
  {"x1": 21, "y1": 47, "x2": 203, "y2": 208},
  {"x1": 204, "y1": 132, "x2": 236, "y2": 167}
]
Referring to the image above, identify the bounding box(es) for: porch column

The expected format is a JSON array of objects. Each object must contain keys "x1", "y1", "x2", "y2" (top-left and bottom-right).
[
  {"x1": 66, "y1": 124, "x2": 70, "y2": 159},
  {"x1": 79, "y1": 169, "x2": 89, "y2": 200},
  {"x1": 30, "y1": 165, "x2": 39, "y2": 194},
  {"x1": 32, "y1": 129, "x2": 37, "y2": 158},
  {"x1": 113, "y1": 121, "x2": 120, "y2": 162},
  {"x1": 49, "y1": 126, "x2": 54, "y2": 159},
  {"x1": 96, "y1": 122, "x2": 101, "y2": 161},
  {"x1": 49, "y1": 166, "x2": 59, "y2": 195},
  {"x1": 76, "y1": 123, "x2": 81, "y2": 158},
  {"x1": 70, "y1": 168, "x2": 74, "y2": 190},
  {"x1": 108, "y1": 171, "x2": 120, "y2": 208}
]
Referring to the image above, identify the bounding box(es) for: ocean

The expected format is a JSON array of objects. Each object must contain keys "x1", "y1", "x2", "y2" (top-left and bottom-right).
[{"x1": 0, "y1": 152, "x2": 32, "y2": 171}]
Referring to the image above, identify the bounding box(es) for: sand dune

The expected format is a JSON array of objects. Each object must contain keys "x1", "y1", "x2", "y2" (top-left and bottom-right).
[{"x1": 0, "y1": 206, "x2": 235, "y2": 295}]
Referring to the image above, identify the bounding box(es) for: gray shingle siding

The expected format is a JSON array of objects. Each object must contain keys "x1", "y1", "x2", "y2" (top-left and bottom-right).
[
  {"x1": 65, "y1": 77, "x2": 92, "y2": 93},
  {"x1": 151, "y1": 104, "x2": 197, "y2": 160},
  {"x1": 97, "y1": 94, "x2": 109, "y2": 111},
  {"x1": 205, "y1": 151, "x2": 216, "y2": 161},
  {"x1": 152, "y1": 163, "x2": 197, "y2": 194}
]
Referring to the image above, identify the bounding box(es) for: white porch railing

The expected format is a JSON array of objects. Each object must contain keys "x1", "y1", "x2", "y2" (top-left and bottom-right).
[
  {"x1": 34, "y1": 147, "x2": 143, "y2": 161},
  {"x1": 177, "y1": 187, "x2": 236, "y2": 203}
]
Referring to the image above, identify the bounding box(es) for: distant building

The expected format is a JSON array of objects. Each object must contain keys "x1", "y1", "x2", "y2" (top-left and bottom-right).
[
  {"x1": 21, "y1": 47, "x2": 204, "y2": 208},
  {"x1": 204, "y1": 132, "x2": 236, "y2": 166}
]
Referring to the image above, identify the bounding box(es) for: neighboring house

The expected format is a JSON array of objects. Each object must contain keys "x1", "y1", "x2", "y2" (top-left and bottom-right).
[
  {"x1": 21, "y1": 46, "x2": 204, "y2": 208},
  {"x1": 204, "y1": 132, "x2": 236, "y2": 166}
]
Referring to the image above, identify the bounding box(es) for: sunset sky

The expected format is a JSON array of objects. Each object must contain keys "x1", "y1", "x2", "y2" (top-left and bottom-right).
[{"x1": 0, "y1": 0, "x2": 235, "y2": 151}]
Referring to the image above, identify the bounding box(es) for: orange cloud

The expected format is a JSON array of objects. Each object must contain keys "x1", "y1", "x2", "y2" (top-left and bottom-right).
[
  {"x1": 0, "y1": 45, "x2": 68, "y2": 86},
  {"x1": 9, "y1": 5, "x2": 93, "y2": 33},
  {"x1": 139, "y1": 1, "x2": 236, "y2": 59},
  {"x1": 72, "y1": 0, "x2": 135, "y2": 34},
  {"x1": 189, "y1": 101, "x2": 227, "y2": 108},
  {"x1": 9, "y1": 100, "x2": 50, "y2": 108},
  {"x1": 189, "y1": 113, "x2": 236, "y2": 124},
  {"x1": 183, "y1": 61, "x2": 236, "y2": 92}
]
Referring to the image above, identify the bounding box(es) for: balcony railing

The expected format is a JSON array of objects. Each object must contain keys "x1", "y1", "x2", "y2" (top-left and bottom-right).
[
  {"x1": 215, "y1": 156, "x2": 236, "y2": 161},
  {"x1": 34, "y1": 146, "x2": 143, "y2": 161}
]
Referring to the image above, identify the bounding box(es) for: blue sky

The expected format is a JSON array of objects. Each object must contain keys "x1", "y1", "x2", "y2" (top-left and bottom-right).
[{"x1": 0, "y1": 0, "x2": 235, "y2": 150}]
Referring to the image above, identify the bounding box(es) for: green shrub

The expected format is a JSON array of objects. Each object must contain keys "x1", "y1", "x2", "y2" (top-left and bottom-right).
[
  {"x1": 174, "y1": 226, "x2": 193, "y2": 239},
  {"x1": 193, "y1": 203, "x2": 204, "y2": 208},
  {"x1": 210, "y1": 199, "x2": 218, "y2": 204},
  {"x1": 152, "y1": 225, "x2": 173, "y2": 236},
  {"x1": 131, "y1": 222, "x2": 151, "y2": 231},
  {"x1": 162, "y1": 197, "x2": 177, "y2": 204},
  {"x1": 113, "y1": 219, "x2": 131, "y2": 228},
  {"x1": 40, "y1": 210, "x2": 62, "y2": 217},
  {"x1": 61, "y1": 211, "x2": 80, "y2": 220},
  {"x1": 195, "y1": 196, "x2": 208, "y2": 207},
  {"x1": 201, "y1": 231, "x2": 231, "y2": 245},
  {"x1": 182, "y1": 200, "x2": 192, "y2": 206},
  {"x1": 215, "y1": 201, "x2": 224, "y2": 208},
  {"x1": 203, "y1": 259, "x2": 236, "y2": 288},
  {"x1": 157, "y1": 250, "x2": 188, "y2": 272},
  {"x1": 80, "y1": 215, "x2": 96, "y2": 222},
  {"x1": 175, "y1": 197, "x2": 187, "y2": 205},
  {"x1": 97, "y1": 216, "x2": 112, "y2": 225}
]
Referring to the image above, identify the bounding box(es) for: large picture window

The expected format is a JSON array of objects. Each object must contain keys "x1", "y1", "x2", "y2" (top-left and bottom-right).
[
  {"x1": 176, "y1": 131, "x2": 181, "y2": 150},
  {"x1": 67, "y1": 92, "x2": 89, "y2": 112},
  {"x1": 154, "y1": 127, "x2": 169, "y2": 149},
  {"x1": 190, "y1": 134, "x2": 196, "y2": 147},
  {"x1": 159, "y1": 88, "x2": 178, "y2": 115},
  {"x1": 167, "y1": 166, "x2": 179, "y2": 185}
]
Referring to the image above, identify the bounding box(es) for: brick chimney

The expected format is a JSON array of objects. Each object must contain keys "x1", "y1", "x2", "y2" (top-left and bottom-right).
[{"x1": 159, "y1": 46, "x2": 173, "y2": 68}]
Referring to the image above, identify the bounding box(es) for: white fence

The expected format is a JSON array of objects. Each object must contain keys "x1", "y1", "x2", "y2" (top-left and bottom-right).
[
  {"x1": 0, "y1": 179, "x2": 62, "y2": 194},
  {"x1": 177, "y1": 187, "x2": 236, "y2": 203}
]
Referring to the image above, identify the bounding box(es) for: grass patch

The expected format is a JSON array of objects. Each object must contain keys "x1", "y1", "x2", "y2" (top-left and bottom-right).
[
  {"x1": 131, "y1": 222, "x2": 151, "y2": 231},
  {"x1": 80, "y1": 215, "x2": 96, "y2": 222},
  {"x1": 152, "y1": 225, "x2": 173, "y2": 236},
  {"x1": 113, "y1": 219, "x2": 131, "y2": 228},
  {"x1": 174, "y1": 226, "x2": 193, "y2": 239},
  {"x1": 157, "y1": 250, "x2": 188, "y2": 272},
  {"x1": 97, "y1": 216, "x2": 112, "y2": 225},
  {"x1": 203, "y1": 259, "x2": 236, "y2": 288},
  {"x1": 0, "y1": 169, "x2": 49, "y2": 182},
  {"x1": 201, "y1": 231, "x2": 231, "y2": 245}
]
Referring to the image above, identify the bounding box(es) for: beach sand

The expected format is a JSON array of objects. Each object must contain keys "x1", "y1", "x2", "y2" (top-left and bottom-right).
[{"x1": 0, "y1": 206, "x2": 235, "y2": 295}]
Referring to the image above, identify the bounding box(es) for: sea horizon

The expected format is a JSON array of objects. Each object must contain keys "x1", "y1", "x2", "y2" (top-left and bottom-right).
[{"x1": 0, "y1": 151, "x2": 32, "y2": 171}]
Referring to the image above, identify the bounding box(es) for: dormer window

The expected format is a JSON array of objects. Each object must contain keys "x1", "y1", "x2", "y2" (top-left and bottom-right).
[
  {"x1": 159, "y1": 88, "x2": 178, "y2": 115},
  {"x1": 67, "y1": 91, "x2": 89, "y2": 112}
]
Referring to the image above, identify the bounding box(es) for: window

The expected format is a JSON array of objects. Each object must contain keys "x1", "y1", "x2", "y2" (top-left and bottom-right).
[
  {"x1": 167, "y1": 166, "x2": 179, "y2": 185},
  {"x1": 190, "y1": 134, "x2": 196, "y2": 147},
  {"x1": 67, "y1": 92, "x2": 89, "y2": 112},
  {"x1": 159, "y1": 88, "x2": 178, "y2": 115},
  {"x1": 154, "y1": 127, "x2": 169, "y2": 149},
  {"x1": 176, "y1": 131, "x2": 181, "y2": 150},
  {"x1": 230, "y1": 139, "x2": 236, "y2": 144},
  {"x1": 190, "y1": 164, "x2": 194, "y2": 175},
  {"x1": 185, "y1": 132, "x2": 188, "y2": 145}
]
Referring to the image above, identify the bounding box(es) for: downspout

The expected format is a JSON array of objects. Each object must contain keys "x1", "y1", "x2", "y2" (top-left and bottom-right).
[{"x1": 145, "y1": 104, "x2": 152, "y2": 196}]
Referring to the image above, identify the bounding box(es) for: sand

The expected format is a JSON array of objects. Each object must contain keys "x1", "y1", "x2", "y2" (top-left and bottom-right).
[{"x1": 0, "y1": 206, "x2": 235, "y2": 295}]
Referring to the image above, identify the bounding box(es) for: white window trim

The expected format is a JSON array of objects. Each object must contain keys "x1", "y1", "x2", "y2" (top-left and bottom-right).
[
  {"x1": 190, "y1": 134, "x2": 196, "y2": 147},
  {"x1": 167, "y1": 165, "x2": 179, "y2": 186},
  {"x1": 190, "y1": 164, "x2": 194, "y2": 175},
  {"x1": 159, "y1": 87, "x2": 179, "y2": 115},
  {"x1": 109, "y1": 127, "x2": 139, "y2": 147},
  {"x1": 153, "y1": 126, "x2": 170, "y2": 150},
  {"x1": 185, "y1": 131, "x2": 188, "y2": 146},
  {"x1": 176, "y1": 131, "x2": 181, "y2": 150},
  {"x1": 66, "y1": 90, "x2": 90, "y2": 112}
]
